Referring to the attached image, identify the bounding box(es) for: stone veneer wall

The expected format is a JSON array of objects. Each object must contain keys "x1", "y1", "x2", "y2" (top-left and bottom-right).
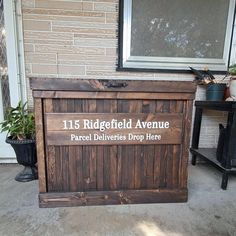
[{"x1": 21, "y1": 0, "x2": 229, "y2": 148}]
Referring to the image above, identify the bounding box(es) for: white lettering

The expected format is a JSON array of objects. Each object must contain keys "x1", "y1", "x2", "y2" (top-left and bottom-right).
[
  {"x1": 146, "y1": 133, "x2": 161, "y2": 141},
  {"x1": 128, "y1": 133, "x2": 144, "y2": 142},
  {"x1": 135, "y1": 120, "x2": 170, "y2": 129}
]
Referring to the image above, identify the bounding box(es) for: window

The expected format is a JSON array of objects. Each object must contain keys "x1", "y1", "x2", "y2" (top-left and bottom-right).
[{"x1": 118, "y1": 0, "x2": 236, "y2": 72}]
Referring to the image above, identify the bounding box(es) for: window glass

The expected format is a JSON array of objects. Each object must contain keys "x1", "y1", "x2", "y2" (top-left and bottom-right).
[{"x1": 119, "y1": 0, "x2": 235, "y2": 72}]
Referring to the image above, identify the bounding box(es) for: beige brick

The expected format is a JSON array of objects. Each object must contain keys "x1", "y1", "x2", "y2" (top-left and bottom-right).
[
  {"x1": 24, "y1": 31, "x2": 73, "y2": 40},
  {"x1": 53, "y1": 26, "x2": 116, "y2": 34},
  {"x1": 22, "y1": 0, "x2": 35, "y2": 8},
  {"x1": 82, "y1": 2, "x2": 93, "y2": 11},
  {"x1": 106, "y1": 12, "x2": 118, "y2": 23},
  {"x1": 25, "y1": 63, "x2": 32, "y2": 74},
  {"x1": 57, "y1": 53, "x2": 115, "y2": 61},
  {"x1": 74, "y1": 33, "x2": 116, "y2": 39},
  {"x1": 74, "y1": 38, "x2": 117, "y2": 48},
  {"x1": 94, "y1": 2, "x2": 117, "y2": 12},
  {"x1": 23, "y1": 20, "x2": 51, "y2": 31},
  {"x1": 23, "y1": 8, "x2": 104, "y2": 18},
  {"x1": 24, "y1": 38, "x2": 74, "y2": 46},
  {"x1": 32, "y1": 64, "x2": 58, "y2": 74},
  {"x1": 25, "y1": 53, "x2": 57, "y2": 64},
  {"x1": 35, "y1": 0, "x2": 82, "y2": 10},
  {"x1": 23, "y1": 14, "x2": 106, "y2": 23},
  {"x1": 35, "y1": 44, "x2": 105, "y2": 55},
  {"x1": 59, "y1": 59, "x2": 115, "y2": 66},
  {"x1": 106, "y1": 48, "x2": 117, "y2": 56},
  {"x1": 24, "y1": 43, "x2": 34, "y2": 52},
  {"x1": 58, "y1": 65, "x2": 85, "y2": 75},
  {"x1": 199, "y1": 134, "x2": 217, "y2": 148},
  {"x1": 86, "y1": 65, "x2": 116, "y2": 71},
  {"x1": 85, "y1": 0, "x2": 117, "y2": 2},
  {"x1": 52, "y1": 21, "x2": 116, "y2": 29}
]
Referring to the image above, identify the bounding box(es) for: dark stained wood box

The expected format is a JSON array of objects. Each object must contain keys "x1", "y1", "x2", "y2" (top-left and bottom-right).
[{"x1": 30, "y1": 78, "x2": 196, "y2": 208}]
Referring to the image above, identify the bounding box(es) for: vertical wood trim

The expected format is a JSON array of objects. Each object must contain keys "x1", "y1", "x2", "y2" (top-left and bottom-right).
[
  {"x1": 166, "y1": 145, "x2": 174, "y2": 188},
  {"x1": 172, "y1": 145, "x2": 180, "y2": 188},
  {"x1": 74, "y1": 99, "x2": 83, "y2": 191},
  {"x1": 153, "y1": 145, "x2": 161, "y2": 188},
  {"x1": 96, "y1": 100, "x2": 104, "y2": 190},
  {"x1": 180, "y1": 100, "x2": 194, "y2": 189},
  {"x1": 68, "y1": 146, "x2": 78, "y2": 192},
  {"x1": 44, "y1": 99, "x2": 54, "y2": 192},
  {"x1": 47, "y1": 146, "x2": 56, "y2": 191},
  {"x1": 34, "y1": 98, "x2": 47, "y2": 193},
  {"x1": 89, "y1": 99, "x2": 97, "y2": 190}
]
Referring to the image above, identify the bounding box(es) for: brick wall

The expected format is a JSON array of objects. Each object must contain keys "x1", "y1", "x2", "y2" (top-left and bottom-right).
[{"x1": 21, "y1": 0, "x2": 229, "y2": 148}]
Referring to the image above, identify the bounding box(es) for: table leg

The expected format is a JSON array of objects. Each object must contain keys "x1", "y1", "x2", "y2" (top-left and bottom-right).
[
  {"x1": 221, "y1": 172, "x2": 228, "y2": 190},
  {"x1": 191, "y1": 155, "x2": 197, "y2": 165}
]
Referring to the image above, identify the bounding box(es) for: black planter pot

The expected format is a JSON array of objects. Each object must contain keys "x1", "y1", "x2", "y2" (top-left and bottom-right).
[{"x1": 6, "y1": 137, "x2": 38, "y2": 182}]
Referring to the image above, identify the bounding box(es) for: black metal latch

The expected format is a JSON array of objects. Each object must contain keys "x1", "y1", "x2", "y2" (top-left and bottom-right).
[{"x1": 105, "y1": 81, "x2": 128, "y2": 88}]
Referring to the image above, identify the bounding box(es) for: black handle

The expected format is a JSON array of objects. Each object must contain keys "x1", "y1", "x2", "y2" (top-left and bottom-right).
[{"x1": 105, "y1": 81, "x2": 128, "y2": 88}]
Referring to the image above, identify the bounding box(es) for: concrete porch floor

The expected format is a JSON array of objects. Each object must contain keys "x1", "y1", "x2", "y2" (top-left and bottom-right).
[{"x1": 0, "y1": 164, "x2": 236, "y2": 236}]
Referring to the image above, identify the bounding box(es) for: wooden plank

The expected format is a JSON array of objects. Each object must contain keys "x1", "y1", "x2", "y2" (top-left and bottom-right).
[
  {"x1": 33, "y1": 91, "x2": 195, "y2": 100},
  {"x1": 34, "y1": 98, "x2": 47, "y2": 193},
  {"x1": 153, "y1": 144, "x2": 161, "y2": 188},
  {"x1": 46, "y1": 113, "x2": 183, "y2": 131},
  {"x1": 172, "y1": 101, "x2": 184, "y2": 189},
  {"x1": 103, "y1": 146, "x2": 110, "y2": 190},
  {"x1": 55, "y1": 147, "x2": 63, "y2": 191},
  {"x1": 107, "y1": 100, "x2": 118, "y2": 190},
  {"x1": 134, "y1": 145, "x2": 142, "y2": 189},
  {"x1": 76, "y1": 146, "x2": 83, "y2": 191},
  {"x1": 39, "y1": 189, "x2": 188, "y2": 208},
  {"x1": 30, "y1": 77, "x2": 196, "y2": 93},
  {"x1": 118, "y1": 100, "x2": 129, "y2": 190},
  {"x1": 82, "y1": 146, "x2": 90, "y2": 191},
  {"x1": 117, "y1": 146, "x2": 122, "y2": 190},
  {"x1": 109, "y1": 145, "x2": 118, "y2": 190},
  {"x1": 133, "y1": 100, "x2": 143, "y2": 190},
  {"x1": 179, "y1": 100, "x2": 194, "y2": 189},
  {"x1": 45, "y1": 112, "x2": 183, "y2": 145},
  {"x1": 46, "y1": 127, "x2": 182, "y2": 146},
  {"x1": 172, "y1": 145, "x2": 181, "y2": 188},
  {"x1": 159, "y1": 145, "x2": 168, "y2": 188},
  {"x1": 46, "y1": 146, "x2": 56, "y2": 191},
  {"x1": 88, "y1": 99, "x2": 97, "y2": 190},
  {"x1": 68, "y1": 146, "x2": 77, "y2": 192},
  {"x1": 74, "y1": 99, "x2": 83, "y2": 191},
  {"x1": 95, "y1": 100, "x2": 105, "y2": 191},
  {"x1": 44, "y1": 99, "x2": 55, "y2": 192},
  {"x1": 144, "y1": 100, "x2": 156, "y2": 189},
  {"x1": 61, "y1": 146, "x2": 69, "y2": 191},
  {"x1": 166, "y1": 145, "x2": 174, "y2": 188}
]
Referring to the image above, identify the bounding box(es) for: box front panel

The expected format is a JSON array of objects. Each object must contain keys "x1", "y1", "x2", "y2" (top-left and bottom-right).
[{"x1": 44, "y1": 98, "x2": 185, "y2": 192}]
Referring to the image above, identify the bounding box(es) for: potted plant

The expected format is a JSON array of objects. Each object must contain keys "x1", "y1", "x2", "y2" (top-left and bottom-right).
[
  {"x1": 189, "y1": 67, "x2": 226, "y2": 101},
  {"x1": 0, "y1": 101, "x2": 37, "y2": 182}
]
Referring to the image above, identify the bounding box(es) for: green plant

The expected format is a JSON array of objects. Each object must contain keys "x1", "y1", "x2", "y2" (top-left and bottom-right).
[
  {"x1": 0, "y1": 101, "x2": 35, "y2": 140},
  {"x1": 229, "y1": 64, "x2": 236, "y2": 76}
]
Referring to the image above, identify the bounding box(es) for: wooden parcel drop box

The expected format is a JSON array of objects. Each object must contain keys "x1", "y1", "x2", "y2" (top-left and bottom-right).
[{"x1": 30, "y1": 78, "x2": 196, "y2": 207}]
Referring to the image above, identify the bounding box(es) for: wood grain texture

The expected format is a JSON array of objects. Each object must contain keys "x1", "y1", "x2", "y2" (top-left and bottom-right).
[
  {"x1": 31, "y1": 78, "x2": 196, "y2": 207},
  {"x1": 33, "y1": 91, "x2": 195, "y2": 100},
  {"x1": 30, "y1": 78, "x2": 196, "y2": 93},
  {"x1": 34, "y1": 98, "x2": 47, "y2": 193},
  {"x1": 39, "y1": 189, "x2": 188, "y2": 208}
]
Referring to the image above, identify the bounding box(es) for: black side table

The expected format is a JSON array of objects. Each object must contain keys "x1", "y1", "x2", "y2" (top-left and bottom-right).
[{"x1": 190, "y1": 101, "x2": 236, "y2": 190}]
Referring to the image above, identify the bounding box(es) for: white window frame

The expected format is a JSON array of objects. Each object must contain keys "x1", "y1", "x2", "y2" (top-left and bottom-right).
[
  {"x1": 4, "y1": 0, "x2": 26, "y2": 106},
  {"x1": 119, "y1": 0, "x2": 236, "y2": 72},
  {"x1": 0, "y1": 0, "x2": 26, "y2": 163}
]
